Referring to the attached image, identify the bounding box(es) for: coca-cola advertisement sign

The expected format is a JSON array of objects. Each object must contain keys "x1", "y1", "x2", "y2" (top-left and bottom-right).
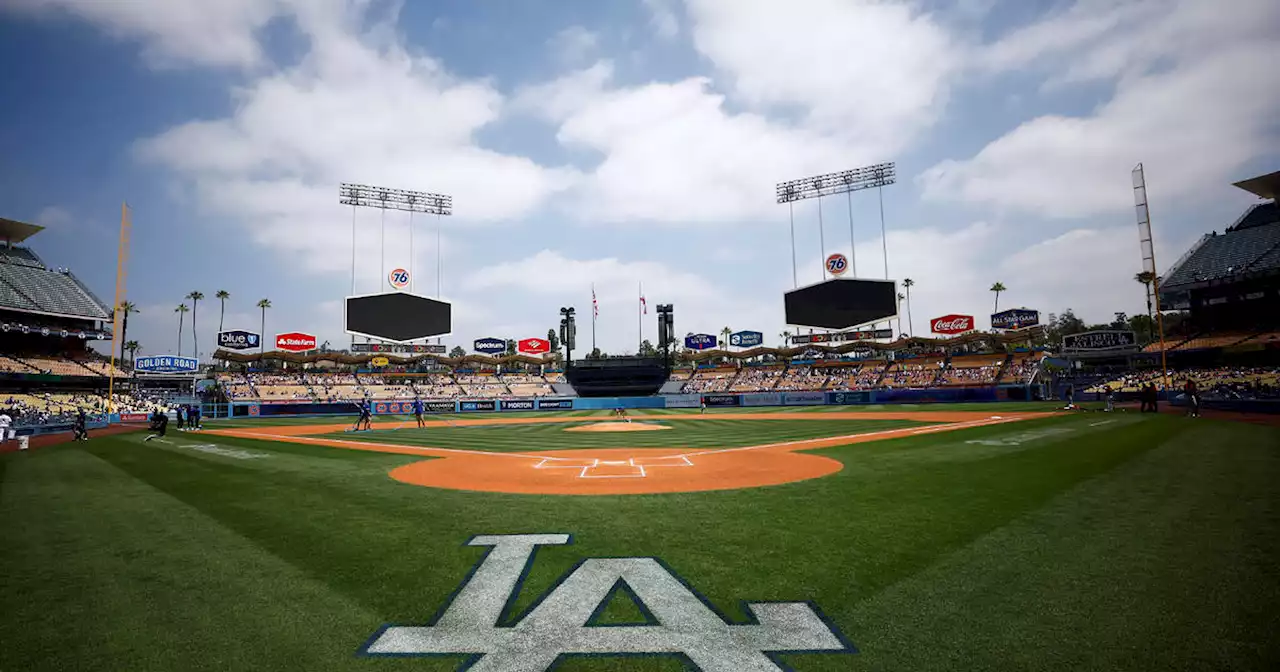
[{"x1": 930, "y1": 314, "x2": 974, "y2": 335}]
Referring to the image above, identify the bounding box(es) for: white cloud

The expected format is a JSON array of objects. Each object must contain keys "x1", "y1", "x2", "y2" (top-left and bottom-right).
[
  {"x1": 549, "y1": 26, "x2": 599, "y2": 65},
  {"x1": 642, "y1": 0, "x2": 680, "y2": 39},
  {"x1": 684, "y1": 0, "x2": 958, "y2": 154},
  {"x1": 135, "y1": 7, "x2": 578, "y2": 272},
  {"x1": 2, "y1": 0, "x2": 282, "y2": 69},
  {"x1": 921, "y1": 0, "x2": 1280, "y2": 218}
]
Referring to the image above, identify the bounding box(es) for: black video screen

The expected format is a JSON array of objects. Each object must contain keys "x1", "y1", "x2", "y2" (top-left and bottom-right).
[
  {"x1": 784, "y1": 279, "x2": 897, "y2": 330},
  {"x1": 346, "y1": 293, "x2": 451, "y2": 343}
]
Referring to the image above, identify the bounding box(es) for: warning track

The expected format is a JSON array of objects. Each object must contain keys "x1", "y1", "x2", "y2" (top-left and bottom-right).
[{"x1": 206, "y1": 411, "x2": 1049, "y2": 495}]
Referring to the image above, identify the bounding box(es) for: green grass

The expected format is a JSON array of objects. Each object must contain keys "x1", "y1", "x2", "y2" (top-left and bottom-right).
[
  {"x1": 2, "y1": 410, "x2": 1277, "y2": 671},
  {"x1": 319, "y1": 418, "x2": 934, "y2": 451}
]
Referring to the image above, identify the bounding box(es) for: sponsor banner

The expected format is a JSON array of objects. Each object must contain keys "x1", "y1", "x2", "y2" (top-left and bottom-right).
[
  {"x1": 501, "y1": 400, "x2": 536, "y2": 411},
  {"x1": 352, "y1": 343, "x2": 447, "y2": 354},
  {"x1": 424, "y1": 401, "x2": 456, "y2": 413},
  {"x1": 370, "y1": 356, "x2": 390, "y2": 367},
  {"x1": 702, "y1": 394, "x2": 741, "y2": 408},
  {"x1": 741, "y1": 392, "x2": 782, "y2": 407},
  {"x1": 663, "y1": 394, "x2": 702, "y2": 409},
  {"x1": 782, "y1": 391, "x2": 827, "y2": 406},
  {"x1": 119, "y1": 412, "x2": 150, "y2": 422},
  {"x1": 685, "y1": 333, "x2": 717, "y2": 350},
  {"x1": 474, "y1": 337, "x2": 506, "y2": 354},
  {"x1": 790, "y1": 329, "x2": 893, "y2": 345},
  {"x1": 990, "y1": 308, "x2": 1040, "y2": 331},
  {"x1": 825, "y1": 253, "x2": 849, "y2": 276},
  {"x1": 729, "y1": 330, "x2": 764, "y2": 347},
  {"x1": 389, "y1": 268, "x2": 410, "y2": 290},
  {"x1": 275, "y1": 332, "x2": 317, "y2": 352},
  {"x1": 826, "y1": 390, "x2": 872, "y2": 405},
  {"x1": 930, "y1": 314, "x2": 974, "y2": 335},
  {"x1": 134, "y1": 355, "x2": 198, "y2": 374},
  {"x1": 460, "y1": 400, "x2": 498, "y2": 412},
  {"x1": 517, "y1": 338, "x2": 551, "y2": 355},
  {"x1": 1062, "y1": 330, "x2": 1138, "y2": 351},
  {"x1": 217, "y1": 329, "x2": 260, "y2": 350},
  {"x1": 537, "y1": 399, "x2": 574, "y2": 410}
]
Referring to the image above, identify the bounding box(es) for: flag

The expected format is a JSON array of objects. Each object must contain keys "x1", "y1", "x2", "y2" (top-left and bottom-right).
[
  {"x1": 592, "y1": 285, "x2": 598, "y2": 318},
  {"x1": 640, "y1": 284, "x2": 647, "y2": 314}
]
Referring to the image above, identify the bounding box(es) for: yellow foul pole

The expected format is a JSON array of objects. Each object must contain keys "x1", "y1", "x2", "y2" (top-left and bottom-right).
[
  {"x1": 107, "y1": 203, "x2": 131, "y2": 415},
  {"x1": 1132, "y1": 164, "x2": 1170, "y2": 393}
]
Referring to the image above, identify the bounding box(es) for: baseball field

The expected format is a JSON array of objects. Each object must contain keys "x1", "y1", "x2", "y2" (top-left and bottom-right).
[{"x1": 2, "y1": 403, "x2": 1278, "y2": 671}]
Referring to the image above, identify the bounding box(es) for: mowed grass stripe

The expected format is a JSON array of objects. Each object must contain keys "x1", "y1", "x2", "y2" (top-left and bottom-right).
[{"x1": 318, "y1": 418, "x2": 934, "y2": 452}]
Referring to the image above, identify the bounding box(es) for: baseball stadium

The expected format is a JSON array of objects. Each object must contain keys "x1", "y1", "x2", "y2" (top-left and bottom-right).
[{"x1": 2, "y1": 166, "x2": 1278, "y2": 670}]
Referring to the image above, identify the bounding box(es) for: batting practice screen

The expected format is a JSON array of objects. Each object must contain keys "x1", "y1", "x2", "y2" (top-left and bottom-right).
[{"x1": 784, "y1": 278, "x2": 898, "y2": 330}]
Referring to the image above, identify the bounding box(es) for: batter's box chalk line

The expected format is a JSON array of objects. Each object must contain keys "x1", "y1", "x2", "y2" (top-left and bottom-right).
[{"x1": 532, "y1": 454, "x2": 694, "y2": 479}]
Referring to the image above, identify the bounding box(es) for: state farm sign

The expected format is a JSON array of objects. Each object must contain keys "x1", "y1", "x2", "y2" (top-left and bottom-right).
[
  {"x1": 930, "y1": 314, "x2": 974, "y2": 335},
  {"x1": 517, "y1": 337, "x2": 551, "y2": 355},
  {"x1": 275, "y1": 332, "x2": 317, "y2": 352}
]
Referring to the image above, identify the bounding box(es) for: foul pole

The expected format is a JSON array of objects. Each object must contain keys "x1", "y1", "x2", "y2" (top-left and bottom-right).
[
  {"x1": 107, "y1": 203, "x2": 131, "y2": 414},
  {"x1": 1132, "y1": 163, "x2": 1170, "y2": 392}
]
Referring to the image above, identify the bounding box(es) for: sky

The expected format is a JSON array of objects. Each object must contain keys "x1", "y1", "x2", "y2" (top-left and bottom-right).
[{"x1": 1, "y1": 0, "x2": 1277, "y2": 361}]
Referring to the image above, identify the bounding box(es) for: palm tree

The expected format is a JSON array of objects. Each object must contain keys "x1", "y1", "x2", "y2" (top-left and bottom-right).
[
  {"x1": 216, "y1": 290, "x2": 230, "y2": 332},
  {"x1": 175, "y1": 304, "x2": 189, "y2": 356},
  {"x1": 990, "y1": 282, "x2": 1007, "y2": 313},
  {"x1": 116, "y1": 301, "x2": 138, "y2": 363},
  {"x1": 902, "y1": 278, "x2": 915, "y2": 336},
  {"x1": 256, "y1": 298, "x2": 272, "y2": 354},
  {"x1": 187, "y1": 291, "x2": 204, "y2": 361},
  {"x1": 779, "y1": 330, "x2": 791, "y2": 347},
  {"x1": 124, "y1": 340, "x2": 140, "y2": 366},
  {"x1": 897, "y1": 293, "x2": 907, "y2": 339},
  {"x1": 1134, "y1": 271, "x2": 1156, "y2": 328}
]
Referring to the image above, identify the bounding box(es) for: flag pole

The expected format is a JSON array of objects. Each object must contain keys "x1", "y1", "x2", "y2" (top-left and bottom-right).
[
  {"x1": 591, "y1": 283, "x2": 597, "y2": 355},
  {"x1": 638, "y1": 282, "x2": 642, "y2": 355}
]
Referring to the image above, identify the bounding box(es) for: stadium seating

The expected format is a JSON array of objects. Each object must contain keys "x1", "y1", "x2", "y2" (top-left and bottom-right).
[
  {"x1": 681, "y1": 368, "x2": 737, "y2": 393},
  {"x1": 0, "y1": 263, "x2": 111, "y2": 319},
  {"x1": 1161, "y1": 224, "x2": 1280, "y2": 288},
  {"x1": 937, "y1": 355, "x2": 1005, "y2": 386},
  {"x1": 729, "y1": 366, "x2": 784, "y2": 391}
]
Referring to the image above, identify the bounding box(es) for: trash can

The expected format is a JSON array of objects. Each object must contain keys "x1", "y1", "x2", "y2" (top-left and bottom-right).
[{"x1": 18, "y1": 435, "x2": 30, "y2": 451}]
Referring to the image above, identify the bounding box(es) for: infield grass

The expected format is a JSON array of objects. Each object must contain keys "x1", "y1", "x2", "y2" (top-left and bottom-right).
[{"x1": 2, "y1": 410, "x2": 1277, "y2": 671}]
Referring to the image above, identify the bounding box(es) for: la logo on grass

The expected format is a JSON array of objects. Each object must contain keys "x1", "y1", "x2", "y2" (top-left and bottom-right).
[{"x1": 361, "y1": 534, "x2": 855, "y2": 670}]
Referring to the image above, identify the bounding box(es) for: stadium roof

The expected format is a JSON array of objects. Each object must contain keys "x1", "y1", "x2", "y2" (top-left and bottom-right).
[
  {"x1": 1233, "y1": 170, "x2": 1280, "y2": 200},
  {"x1": 0, "y1": 217, "x2": 44, "y2": 244}
]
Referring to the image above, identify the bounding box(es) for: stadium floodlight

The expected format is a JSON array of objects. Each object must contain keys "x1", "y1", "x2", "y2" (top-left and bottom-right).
[
  {"x1": 776, "y1": 162, "x2": 896, "y2": 287},
  {"x1": 338, "y1": 183, "x2": 453, "y2": 302},
  {"x1": 559, "y1": 307, "x2": 577, "y2": 362}
]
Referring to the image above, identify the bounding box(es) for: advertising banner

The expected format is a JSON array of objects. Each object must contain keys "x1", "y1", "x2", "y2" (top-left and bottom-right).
[
  {"x1": 501, "y1": 400, "x2": 536, "y2": 411},
  {"x1": 388, "y1": 268, "x2": 410, "y2": 290},
  {"x1": 217, "y1": 329, "x2": 260, "y2": 350},
  {"x1": 990, "y1": 308, "x2": 1040, "y2": 331},
  {"x1": 930, "y1": 315, "x2": 975, "y2": 335},
  {"x1": 729, "y1": 330, "x2": 764, "y2": 347},
  {"x1": 685, "y1": 334, "x2": 718, "y2": 350},
  {"x1": 370, "y1": 356, "x2": 390, "y2": 367},
  {"x1": 275, "y1": 332, "x2": 317, "y2": 352},
  {"x1": 352, "y1": 343, "x2": 447, "y2": 354},
  {"x1": 1062, "y1": 330, "x2": 1138, "y2": 352},
  {"x1": 741, "y1": 392, "x2": 782, "y2": 407},
  {"x1": 460, "y1": 400, "x2": 498, "y2": 412},
  {"x1": 474, "y1": 337, "x2": 506, "y2": 354},
  {"x1": 119, "y1": 412, "x2": 150, "y2": 422},
  {"x1": 537, "y1": 399, "x2": 574, "y2": 410},
  {"x1": 782, "y1": 391, "x2": 827, "y2": 406},
  {"x1": 790, "y1": 329, "x2": 892, "y2": 345},
  {"x1": 826, "y1": 390, "x2": 872, "y2": 405},
  {"x1": 663, "y1": 394, "x2": 702, "y2": 409},
  {"x1": 517, "y1": 338, "x2": 551, "y2": 355},
  {"x1": 702, "y1": 394, "x2": 741, "y2": 407},
  {"x1": 134, "y1": 356, "x2": 199, "y2": 374}
]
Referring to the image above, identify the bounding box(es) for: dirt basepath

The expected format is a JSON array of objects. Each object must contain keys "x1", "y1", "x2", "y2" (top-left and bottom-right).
[{"x1": 206, "y1": 412, "x2": 1048, "y2": 495}]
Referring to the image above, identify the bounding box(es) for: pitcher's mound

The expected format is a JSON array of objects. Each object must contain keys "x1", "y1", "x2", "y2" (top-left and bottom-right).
[{"x1": 565, "y1": 422, "x2": 671, "y2": 433}]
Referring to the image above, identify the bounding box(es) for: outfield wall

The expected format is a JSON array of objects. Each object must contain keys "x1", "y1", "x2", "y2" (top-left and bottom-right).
[{"x1": 212, "y1": 386, "x2": 1025, "y2": 418}]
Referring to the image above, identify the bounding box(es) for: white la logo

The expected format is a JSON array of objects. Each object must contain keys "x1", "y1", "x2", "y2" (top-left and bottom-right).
[{"x1": 362, "y1": 534, "x2": 853, "y2": 670}]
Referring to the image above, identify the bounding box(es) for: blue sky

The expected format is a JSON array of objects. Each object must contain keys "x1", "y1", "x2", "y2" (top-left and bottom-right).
[{"x1": 1, "y1": 0, "x2": 1277, "y2": 360}]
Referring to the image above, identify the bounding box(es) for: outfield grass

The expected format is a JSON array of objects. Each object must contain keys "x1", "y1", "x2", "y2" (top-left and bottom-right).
[
  {"x1": 318, "y1": 418, "x2": 934, "y2": 451},
  {"x1": 2, "y1": 411, "x2": 1277, "y2": 671}
]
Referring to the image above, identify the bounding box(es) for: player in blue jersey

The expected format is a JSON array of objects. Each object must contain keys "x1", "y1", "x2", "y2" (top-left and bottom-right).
[{"x1": 413, "y1": 398, "x2": 425, "y2": 428}]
